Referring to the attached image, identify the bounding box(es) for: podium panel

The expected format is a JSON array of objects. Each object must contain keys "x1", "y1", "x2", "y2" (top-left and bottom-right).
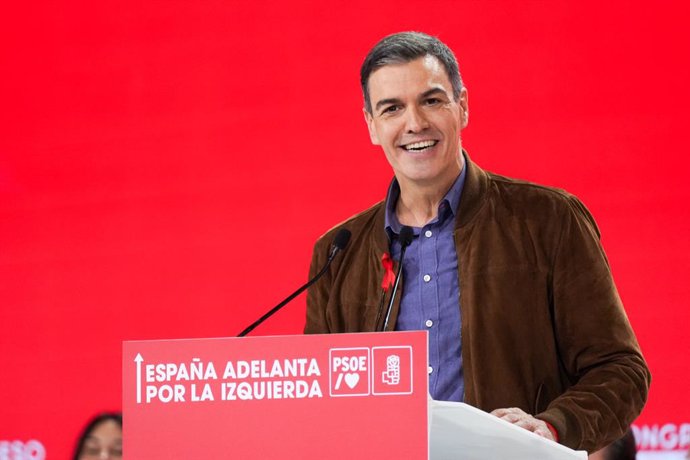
[{"x1": 123, "y1": 332, "x2": 429, "y2": 459}]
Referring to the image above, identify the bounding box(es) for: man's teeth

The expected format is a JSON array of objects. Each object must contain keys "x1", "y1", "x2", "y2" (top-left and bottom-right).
[{"x1": 404, "y1": 140, "x2": 437, "y2": 151}]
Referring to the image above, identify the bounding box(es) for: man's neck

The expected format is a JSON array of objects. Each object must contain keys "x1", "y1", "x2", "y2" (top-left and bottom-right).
[
  {"x1": 395, "y1": 159, "x2": 464, "y2": 228},
  {"x1": 395, "y1": 190, "x2": 444, "y2": 227}
]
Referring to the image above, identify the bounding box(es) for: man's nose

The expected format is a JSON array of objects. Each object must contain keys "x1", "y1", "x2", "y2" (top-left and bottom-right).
[{"x1": 404, "y1": 106, "x2": 429, "y2": 133}]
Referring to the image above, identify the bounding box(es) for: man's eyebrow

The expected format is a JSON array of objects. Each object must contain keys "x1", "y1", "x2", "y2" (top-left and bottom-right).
[
  {"x1": 374, "y1": 98, "x2": 402, "y2": 112},
  {"x1": 420, "y1": 88, "x2": 447, "y2": 99}
]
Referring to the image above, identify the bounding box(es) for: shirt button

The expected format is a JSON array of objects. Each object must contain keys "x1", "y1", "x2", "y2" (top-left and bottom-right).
[
  {"x1": 424, "y1": 230, "x2": 433, "y2": 238},
  {"x1": 423, "y1": 274, "x2": 431, "y2": 282},
  {"x1": 425, "y1": 319, "x2": 433, "y2": 328},
  {"x1": 428, "y1": 366, "x2": 433, "y2": 374}
]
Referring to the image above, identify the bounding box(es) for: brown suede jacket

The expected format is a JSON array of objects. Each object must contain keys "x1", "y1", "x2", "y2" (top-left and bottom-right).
[{"x1": 305, "y1": 154, "x2": 650, "y2": 453}]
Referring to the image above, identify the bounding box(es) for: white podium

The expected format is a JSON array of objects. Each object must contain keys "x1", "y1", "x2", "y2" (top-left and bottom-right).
[{"x1": 429, "y1": 399, "x2": 587, "y2": 459}]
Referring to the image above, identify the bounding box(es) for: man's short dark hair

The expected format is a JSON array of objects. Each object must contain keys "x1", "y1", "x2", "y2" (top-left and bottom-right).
[
  {"x1": 604, "y1": 430, "x2": 637, "y2": 460},
  {"x1": 360, "y1": 31, "x2": 464, "y2": 114}
]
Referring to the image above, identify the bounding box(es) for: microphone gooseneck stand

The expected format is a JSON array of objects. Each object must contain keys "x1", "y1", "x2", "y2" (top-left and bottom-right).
[{"x1": 237, "y1": 228, "x2": 351, "y2": 337}]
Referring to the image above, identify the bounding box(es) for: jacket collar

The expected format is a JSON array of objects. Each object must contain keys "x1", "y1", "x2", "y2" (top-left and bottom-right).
[{"x1": 455, "y1": 150, "x2": 488, "y2": 230}]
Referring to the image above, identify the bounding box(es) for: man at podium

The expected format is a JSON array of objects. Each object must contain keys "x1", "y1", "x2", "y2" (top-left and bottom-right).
[{"x1": 305, "y1": 31, "x2": 650, "y2": 454}]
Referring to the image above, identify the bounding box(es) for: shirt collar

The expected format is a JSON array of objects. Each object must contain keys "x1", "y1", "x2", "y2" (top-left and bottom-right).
[{"x1": 384, "y1": 161, "x2": 467, "y2": 237}]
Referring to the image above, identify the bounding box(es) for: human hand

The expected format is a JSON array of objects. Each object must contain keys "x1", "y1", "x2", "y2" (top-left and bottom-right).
[{"x1": 490, "y1": 407, "x2": 556, "y2": 441}]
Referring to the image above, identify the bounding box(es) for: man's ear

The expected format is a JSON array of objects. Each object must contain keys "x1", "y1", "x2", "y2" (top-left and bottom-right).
[
  {"x1": 363, "y1": 108, "x2": 380, "y2": 145},
  {"x1": 458, "y1": 87, "x2": 469, "y2": 129}
]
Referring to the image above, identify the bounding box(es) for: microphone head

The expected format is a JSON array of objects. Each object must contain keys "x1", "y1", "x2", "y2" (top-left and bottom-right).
[
  {"x1": 399, "y1": 226, "x2": 414, "y2": 248},
  {"x1": 333, "y1": 228, "x2": 352, "y2": 251}
]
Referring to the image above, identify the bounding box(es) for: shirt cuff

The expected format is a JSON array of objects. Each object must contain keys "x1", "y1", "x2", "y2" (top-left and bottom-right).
[{"x1": 544, "y1": 421, "x2": 559, "y2": 442}]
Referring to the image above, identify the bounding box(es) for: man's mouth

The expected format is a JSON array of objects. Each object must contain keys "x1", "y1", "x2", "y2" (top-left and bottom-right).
[{"x1": 401, "y1": 140, "x2": 438, "y2": 152}]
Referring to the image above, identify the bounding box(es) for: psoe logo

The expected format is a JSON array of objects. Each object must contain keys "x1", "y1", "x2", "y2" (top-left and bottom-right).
[
  {"x1": 372, "y1": 346, "x2": 413, "y2": 395},
  {"x1": 329, "y1": 347, "x2": 370, "y2": 397},
  {"x1": 0, "y1": 440, "x2": 46, "y2": 460}
]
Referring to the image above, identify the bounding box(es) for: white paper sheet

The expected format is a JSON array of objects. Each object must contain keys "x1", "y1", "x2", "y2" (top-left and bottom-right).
[{"x1": 429, "y1": 399, "x2": 588, "y2": 459}]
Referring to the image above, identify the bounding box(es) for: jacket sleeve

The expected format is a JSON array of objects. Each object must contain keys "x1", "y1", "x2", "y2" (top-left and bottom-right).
[{"x1": 536, "y1": 195, "x2": 651, "y2": 452}]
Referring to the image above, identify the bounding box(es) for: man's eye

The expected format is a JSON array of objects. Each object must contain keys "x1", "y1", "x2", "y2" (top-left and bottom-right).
[
  {"x1": 424, "y1": 98, "x2": 441, "y2": 105},
  {"x1": 381, "y1": 105, "x2": 400, "y2": 114},
  {"x1": 82, "y1": 446, "x2": 101, "y2": 455}
]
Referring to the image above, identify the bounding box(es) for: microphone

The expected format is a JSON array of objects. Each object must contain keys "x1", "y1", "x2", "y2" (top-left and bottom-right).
[
  {"x1": 237, "y1": 228, "x2": 351, "y2": 337},
  {"x1": 329, "y1": 227, "x2": 352, "y2": 259},
  {"x1": 380, "y1": 226, "x2": 414, "y2": 331}
]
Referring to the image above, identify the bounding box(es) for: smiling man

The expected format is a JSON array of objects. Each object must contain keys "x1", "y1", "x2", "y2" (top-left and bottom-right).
[{"x1": 305, "y1": 31, "x2": 650, "y2": 454}]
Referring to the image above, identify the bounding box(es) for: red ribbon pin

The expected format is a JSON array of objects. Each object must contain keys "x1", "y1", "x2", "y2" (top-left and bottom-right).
[{"x1": 381, "y1": 252, "x2": 395, "y2": 292}]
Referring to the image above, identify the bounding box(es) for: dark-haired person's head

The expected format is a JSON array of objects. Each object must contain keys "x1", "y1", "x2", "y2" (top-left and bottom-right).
[
  {"x1": 359, "y1": 31, "x2": 469, "y2": 194},
  {"x1": 589, "y1": 430, "x2": 637, "y2": 460},
  {"x1": 360, "y1": 31, "x2": 464, "y2": 114},
  {"x1": 73, "y1": 412, "x2": 122, "y2": 460}
]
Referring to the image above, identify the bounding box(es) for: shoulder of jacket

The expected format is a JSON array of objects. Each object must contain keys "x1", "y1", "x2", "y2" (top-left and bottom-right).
[
  {"x1": 485, "y1": 171, "x2": 589, "y2": 210},
  {"x1": 484, "y1": 171, "x2": 598, "y2": 233},
  {"x1": 487, "y1": 171, "x2": 573, "y2": 199}
]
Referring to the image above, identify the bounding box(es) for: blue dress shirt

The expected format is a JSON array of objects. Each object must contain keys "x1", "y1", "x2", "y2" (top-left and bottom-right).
[{"x1": 384, "y1": 166, "x2": 467, "y2": 402}]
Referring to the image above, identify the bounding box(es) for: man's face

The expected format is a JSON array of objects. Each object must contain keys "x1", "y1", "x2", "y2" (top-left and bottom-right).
[{"x1": 364, "y1": 55, "x2": 468, "y2": 191}]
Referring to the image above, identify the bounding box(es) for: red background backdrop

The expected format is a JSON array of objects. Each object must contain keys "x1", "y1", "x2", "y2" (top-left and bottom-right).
[{"x1": 1, "y1": 1, "x2": 688, "y2": 458}]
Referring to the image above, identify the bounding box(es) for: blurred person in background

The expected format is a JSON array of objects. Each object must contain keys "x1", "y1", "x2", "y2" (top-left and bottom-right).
[
  {"x1": 72, "y1": 412, "x2": 122, "y2": 460},
  {"x1": 589, "y1": 430, "x2": 637, "y2": 460}
]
